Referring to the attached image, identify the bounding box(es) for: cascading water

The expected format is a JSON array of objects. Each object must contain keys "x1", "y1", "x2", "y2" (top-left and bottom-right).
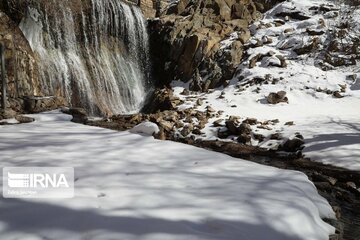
[{"x1": 19, "y1": 0, "x2": 150, "y2": 116}]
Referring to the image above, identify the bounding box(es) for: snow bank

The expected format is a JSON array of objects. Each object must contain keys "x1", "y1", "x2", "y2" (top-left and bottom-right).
[
  {"x1": 130, "y1": 121, "x2": 160, "y2": 136},
  {"x1": 0, "y1": 111, "x2": 335, "y2": 240}
]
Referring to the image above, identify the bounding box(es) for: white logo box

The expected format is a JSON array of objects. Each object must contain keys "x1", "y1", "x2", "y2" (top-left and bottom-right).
[{"x1": 2, "y1": 167, "x2": 74, "y2": 198}]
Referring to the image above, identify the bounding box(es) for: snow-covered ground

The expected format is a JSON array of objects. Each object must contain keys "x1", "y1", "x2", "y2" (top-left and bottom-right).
[
  {"x1": 0, "y1": 111, "x2": 335, "y2": 240},
  {"x1": 172, "y1": 0, "x2": 360, "y2": 171}
]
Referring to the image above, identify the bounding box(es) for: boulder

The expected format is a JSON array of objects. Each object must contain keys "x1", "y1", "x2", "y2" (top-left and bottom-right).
[
  {"x1": 15, "y1": 115, "x2": 35, "y2": 123},
  {"x1": 225, "y1": 117, "x2": 240, "y2": 135},
  {"x1": 237, "y1": 133, "x2": 251, "y2": 144},
  {"x1": 267, "y1": 91, "x2": 288, "y2": 104},
  {"x1": 238, "y1": 123, "x2": 252, "y2": 135},
  {"x1": 282, "y1": 137, "x2": 305, "y2": 152},
  {"x1": 68, "y1": 108, "x2": 88, "y2": 124},
  {"x1": 142, "y1": 88, "x2": 182, "y2": 113},
  {"x1": 243, "y1": 118, "x2": 258, "y2": 125}
]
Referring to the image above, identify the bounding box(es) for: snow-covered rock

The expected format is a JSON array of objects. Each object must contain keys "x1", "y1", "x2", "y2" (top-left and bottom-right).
[{"x1": 130, "y1": 121, "x2": 160, "y2": 136}]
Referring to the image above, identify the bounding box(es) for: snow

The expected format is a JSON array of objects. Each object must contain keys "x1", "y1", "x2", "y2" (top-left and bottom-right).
[
  {"x1": 171, "y1": 0, "x2": 360, "y2": 171},
  {"x1": 0, "y1": 118, "x2": 19, "y2": 124},
  {"x1": 0, "y1": 111, "x2": 335, "y2": 240},
  {"x1": 220, "y1": 32, "x2": 240, "y2": 50},
  {"x1": 130, "y1": 121, "x2": 160, "y2": 136}
]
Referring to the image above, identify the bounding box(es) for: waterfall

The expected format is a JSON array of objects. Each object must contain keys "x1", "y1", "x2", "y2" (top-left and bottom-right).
[{"x1": 19, "y1": 0, "x2": 150, "y2": 116}]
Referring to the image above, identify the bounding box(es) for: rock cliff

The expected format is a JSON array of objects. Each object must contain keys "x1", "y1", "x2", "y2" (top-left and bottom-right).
[
  {"x1": 0, "y1": 9, "x2": 42, "y2": 112},
  {"x1": 149, "y1": 0, "x2": 269, "y2": 90}
]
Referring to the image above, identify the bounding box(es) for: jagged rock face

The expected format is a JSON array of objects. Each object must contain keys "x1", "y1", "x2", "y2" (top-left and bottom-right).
[
  {"x1": 140, "y1": 0, "x2": 169, "y2": 18},
  {"x1": 140, "y1": 0, "x2": 157, "y2": 18},
  {"x1": 149, "y1": 0, "x2": 264, "y2": 91},
  {"x1": 0, "y1": 10, "x2": 42, "y2": 112}
]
